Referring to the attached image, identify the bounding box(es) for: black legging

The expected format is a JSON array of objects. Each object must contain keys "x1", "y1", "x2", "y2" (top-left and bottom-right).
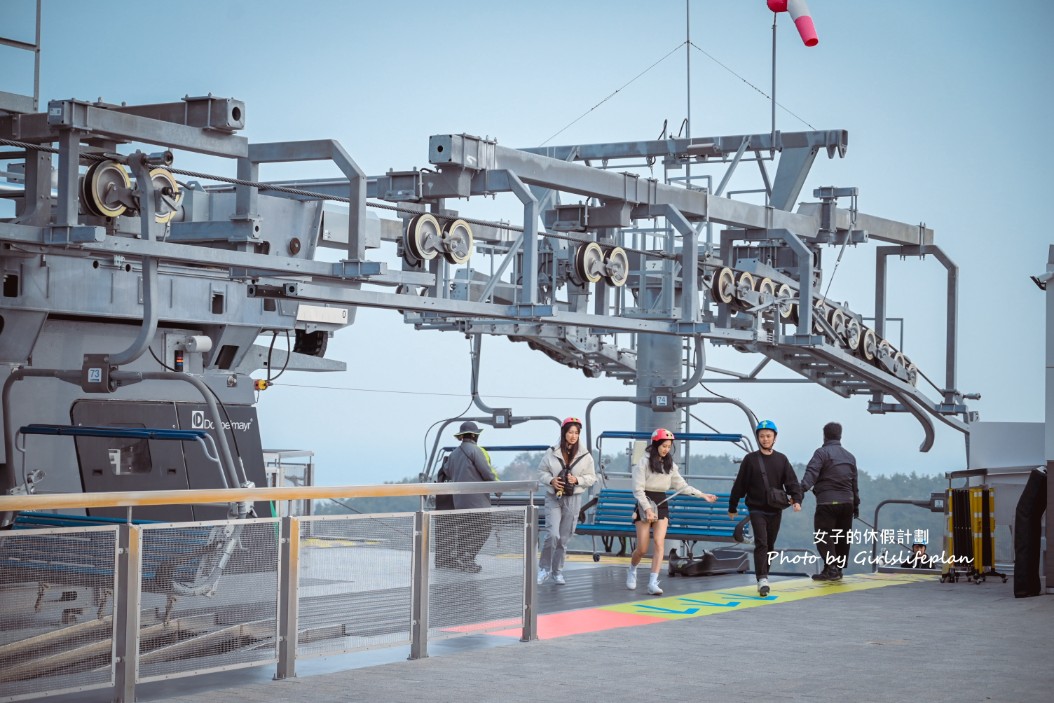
[{"x1": 748, "y1": 509, "x2": 783, "y2": 578}]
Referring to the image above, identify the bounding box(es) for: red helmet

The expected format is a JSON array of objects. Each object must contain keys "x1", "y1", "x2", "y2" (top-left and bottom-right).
[
  {"x1": 562, "y1": 417, "x2": 582, "y2": 430},
  {"x1": 651, "y1": 428, "x2": 675, "y2": 442}
]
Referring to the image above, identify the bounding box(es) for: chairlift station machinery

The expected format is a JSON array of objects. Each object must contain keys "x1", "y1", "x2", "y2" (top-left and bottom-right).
[{"x1": 0, "y1": 31, "x2": 972, "y2": 515}]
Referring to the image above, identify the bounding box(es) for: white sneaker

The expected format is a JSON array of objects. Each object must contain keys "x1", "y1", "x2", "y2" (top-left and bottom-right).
[
  {"x1": 552, "y1": 571, "x2": 566, "y2": 585},
  {"x1": 625, "y1": 565, "x2": 637, "y2": 590},
  {"x1": 758, "y1": 578, "x2": 770, "y2": 596},
  {"x1": 647, "y1": 575, "x2": 663, "y2": 595},
  {"x1": 537, "y1": 568, "x2": 550, "y2": 585}
]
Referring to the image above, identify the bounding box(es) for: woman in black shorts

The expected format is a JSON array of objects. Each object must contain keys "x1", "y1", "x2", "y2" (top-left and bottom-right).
[{"x1": 626, "y1": 428, "x2": 717, "y2": 595}]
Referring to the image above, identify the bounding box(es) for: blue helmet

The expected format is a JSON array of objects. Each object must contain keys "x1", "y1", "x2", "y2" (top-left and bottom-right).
[{"x1": 755, "y1": 419, "x2": 778, "y2": 435}]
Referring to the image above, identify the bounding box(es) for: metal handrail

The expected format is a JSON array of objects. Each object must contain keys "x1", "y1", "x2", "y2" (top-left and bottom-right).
[{"x1": 0, "y1": 480, "x2": 537, "y2": 512}]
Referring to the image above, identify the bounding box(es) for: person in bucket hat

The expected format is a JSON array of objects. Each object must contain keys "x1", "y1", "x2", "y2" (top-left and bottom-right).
[{"x1": 442, "y1": 420, "x2": 496, "y2": 573}]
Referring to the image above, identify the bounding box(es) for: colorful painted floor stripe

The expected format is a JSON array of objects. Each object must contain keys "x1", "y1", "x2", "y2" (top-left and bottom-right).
[{"x1": 489, "y1": 573, "x2": 932, "y2": 640}]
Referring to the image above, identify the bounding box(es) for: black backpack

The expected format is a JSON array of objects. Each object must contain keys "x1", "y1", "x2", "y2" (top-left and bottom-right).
[{"x1": 434, "y1": 453, "x2": 455, "y2": 510}]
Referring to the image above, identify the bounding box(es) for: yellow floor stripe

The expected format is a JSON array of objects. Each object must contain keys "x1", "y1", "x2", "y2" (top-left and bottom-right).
[
  {"x1": 565, "y1": 553, "x2": 633, "y2": 565},
  {"x1": 602, "y1": 573, "x2": 933, "y2": 620}
]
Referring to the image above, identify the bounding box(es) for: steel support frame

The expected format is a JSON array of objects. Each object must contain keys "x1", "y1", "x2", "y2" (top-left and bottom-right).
[
  {"x1": 506, "y1": 172, "x2": 539, "y2": 305},
  {"x1": 875, "y1": 244, "x2": 959, "y2": 406},
  {"x1": 0, "y1": 100, "x2": 966, "y2": 453},
  {"x1": 479, "y1": 140, "x2": 924, "y2": 246},
  {"x1": 427, "y1": 134, "x2": 923, "y2": 245},
  {"x1": 637, "y1": 203, "x2": 698, "y2": 323},
  {"x1": 1, "y1": 99, "x2": 249, "y2": 157},
  {"x1": 718, "y1": 227, "x2": 821, "y2": 343},
  {"x1": 519, "y1": 129, "x2": 847, "y2": 165},
  {"x1": 245, "y1": 141, "x2": 368, "y2": 263}
]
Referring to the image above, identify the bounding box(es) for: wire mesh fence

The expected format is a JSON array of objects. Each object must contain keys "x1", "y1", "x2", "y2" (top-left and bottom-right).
[
  {"x1": 136, "y1": 519, "x2": 280, "y2": 682},
  {"x1": 0, "y1": 494, "x2": 533, "y2": 701},
  {"x1": 0, "y1": 525, "x2": 118, "y2": 702},
  {"x1": 295, "y1": 513, "x2": 416, "y2": 657},
  {"x1": 428, "y1": 507, "x2": 526, "y2": 640}
]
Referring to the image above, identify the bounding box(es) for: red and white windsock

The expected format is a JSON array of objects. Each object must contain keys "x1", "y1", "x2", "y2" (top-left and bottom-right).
[{"x1": 767, "y1": 0, "x2": 819, "y2": 47}]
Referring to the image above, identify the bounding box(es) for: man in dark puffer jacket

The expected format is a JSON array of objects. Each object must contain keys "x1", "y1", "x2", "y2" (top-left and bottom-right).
[{"x1": 801, "y1": 422, "x2": 860, "y2": 581}]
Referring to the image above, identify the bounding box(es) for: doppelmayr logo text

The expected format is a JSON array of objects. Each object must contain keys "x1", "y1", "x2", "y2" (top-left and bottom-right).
[{"x1": 190, "y1": 411, "x2": 254, "y2": 432}]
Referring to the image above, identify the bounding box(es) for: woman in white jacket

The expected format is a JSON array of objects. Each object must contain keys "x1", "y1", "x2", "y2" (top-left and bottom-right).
[
  {"x1": 628, "y1": 428, "x2": 717, "y2": 595},
  {"x1": 537, "y1": 417, "x2": 597, "y2": 585}
]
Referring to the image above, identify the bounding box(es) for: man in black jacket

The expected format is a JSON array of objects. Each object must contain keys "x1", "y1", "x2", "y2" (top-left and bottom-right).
[
  {"x1": 729, "y1": 420, "x2": 802, "y2": 596},
  {"x1": 801, "y1": 422, "x2": 860, "y2": 581}
]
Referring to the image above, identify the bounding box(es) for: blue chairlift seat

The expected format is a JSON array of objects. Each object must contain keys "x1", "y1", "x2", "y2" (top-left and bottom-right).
[{"x1": 576, "y1": 489, "x2": 751, "y2": 560}]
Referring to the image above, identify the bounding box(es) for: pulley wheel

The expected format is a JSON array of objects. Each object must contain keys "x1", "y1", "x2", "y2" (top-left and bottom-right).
[
  {"x1": 844, "y1": 316, "x2": 862, "y2": 352},
  {"x1": 859, "y1": 327, "x2": 877, "y2": 362},
  {"x1": 574, "y1": 242, "x2": 605, "y2": 283},
  {"x1": 813, "y1": 301, "x2": 828, "y2": 334},
  {"x1": 734, "y1": 271, "x2": 755, "y2": 304},
  {"x1": 828, "y1": 308, "x2": 846, "y2": 339},
  {"x1": 84, "y1": 160, "x2": 131, "y2": 218},
  {"x1": 148, "y1": 168, "x2": 182, "y2": 224},
  {"x1": 711, "y1": 267, "x2": 736, "y2": 304},
  {"x1": 405, "y1": 213, "x2": 442, "y2": 261},
  {"x1": 441, "y1": 218, "x2": 474, "y2": 265},
  {"x1": 876, "y1": 339, "x2": 893, "y2": 367},
  {"x1": 602, "y1": 246, "x2": 629, "y2": 287},
  {"x1": 905, "y1": 360, "x2": 919, "y2": 387},
  {"x1": 775, "y1": 283, "x2": 795, "y2": 322},
  {"x1": 892, "y1": 351, "x2": 907, "y2": 376},
  {"x1": 756, "y1": 277, "x2": 776, "y2": 310}
]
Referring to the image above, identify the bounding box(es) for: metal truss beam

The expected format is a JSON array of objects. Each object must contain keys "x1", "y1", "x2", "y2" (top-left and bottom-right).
[
  {"x1": 0, "y1": 99, "x2": 248, "y2": 157},
  {"x1": 518, "y1": 129, "x2": 847, "y2": 163},
  {"x1": 427, "y1": 136, "x2": 925, "y2": 246}
]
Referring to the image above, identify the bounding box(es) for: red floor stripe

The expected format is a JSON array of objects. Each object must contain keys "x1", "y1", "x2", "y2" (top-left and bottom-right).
[{"x1": 488, "y1": 608, "x2": 667, "y2": 640}]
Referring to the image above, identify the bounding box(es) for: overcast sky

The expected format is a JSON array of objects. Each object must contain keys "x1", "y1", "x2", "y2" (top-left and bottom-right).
[{"x1": 2, "y1": 0, "x2": 1050, "y2": 484}]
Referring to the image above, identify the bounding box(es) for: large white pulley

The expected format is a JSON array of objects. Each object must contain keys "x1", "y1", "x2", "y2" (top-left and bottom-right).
[
  {"x1": 775, "y1": 283, "x2": 797, "y2": 323},
  {"x1": 82, "y1": 160, "x2": 131, "y2": 218},
  {"x1": 812, "y1": 301, "x2": 829, "y2": 334},
  {"x1": 876, "y1": 339, "x2": 893, "y2": 368},
  {"x1": 828, "y1": 308, "x2": 846, "y2": 340},
  {"x1": 602, "y1": 246, "x2": 629, "y2": 287},
  {"x1": 892, "y1": 351, "x2": 907, "y2": 377},
  {"x1": 405, "y1": 213, "x2": 443, "y2": 261},
  {"x1": 905, "y1": 359, "x2": 919, "y2": 387},
  {"x1": 859, "y1": 327, "x2": 877, "y2": 362},
  {"x1": 148, "y1": 167, "x2": 182, "y2": 224},
  {"x1": 844, "y1": 316, "x2": 862, "y2": 352},
  {"x1": 574, "y1": 242, "x2": 605, "y2": 283},
  {"x1": 734, "y1": 271, "x2": 755, "y2": 305},
  {"x1": 711, "y1": 267, "x2": 736, "y2": 304},
  {"x1": 756, "y1": 277, "x2": 776, "y2": 311},
  {"x1": 441, "y1": 219, "x2": 474, "y2": 265}
]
